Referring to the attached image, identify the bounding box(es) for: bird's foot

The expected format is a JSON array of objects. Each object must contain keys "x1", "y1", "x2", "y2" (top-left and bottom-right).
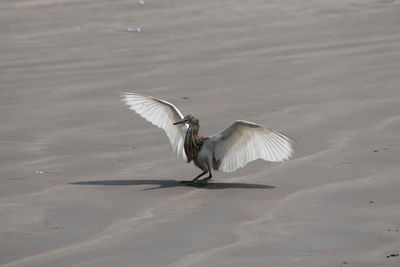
[
  {"x1": 180, "y1": 179, "x2": 208, "y2": 187},
  {"x1": 195, "y1": 179, "x2": 209, "y2": 186}
]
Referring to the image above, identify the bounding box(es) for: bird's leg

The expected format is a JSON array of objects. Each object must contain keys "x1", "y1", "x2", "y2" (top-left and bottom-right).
[
  {"x1": 197, "y1": 172, "x2": 212, "y2": 185},
  {"x1": 181, "y1": 171, "x2": 207, "y2": 184},
  {"x1": 197, "y1": 164, "x2": 212, "y2": 185},
  {"x1": 193, "y1": 171, "x2": 208, "y2": 181}
]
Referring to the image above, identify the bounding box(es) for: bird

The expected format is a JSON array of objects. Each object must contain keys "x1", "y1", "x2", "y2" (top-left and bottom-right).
[{"x1": 122, "y1": 92, "x2": 295, "y2": 186}]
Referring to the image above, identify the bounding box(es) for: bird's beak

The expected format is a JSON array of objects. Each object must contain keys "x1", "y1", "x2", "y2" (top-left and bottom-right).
[{"x1": 173, "y1": 119, "x2": 185, "y2": 125}]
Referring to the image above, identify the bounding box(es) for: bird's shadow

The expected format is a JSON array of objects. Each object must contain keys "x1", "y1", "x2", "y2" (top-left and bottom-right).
[{"x1": 70, "y1": 179, "x2": 275, "y2": 191}]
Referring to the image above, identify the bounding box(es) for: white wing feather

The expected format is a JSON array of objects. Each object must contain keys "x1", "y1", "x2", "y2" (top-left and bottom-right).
[
  {"x1": 211, "y1": 120, "x2": 295, "y2": 173},
  {"x1": 121, "y1": 92, "x2": 187, "y2": 160}
]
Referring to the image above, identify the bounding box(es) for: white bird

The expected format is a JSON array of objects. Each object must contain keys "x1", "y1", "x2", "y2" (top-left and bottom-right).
[{"x1": 122, "y1": 92, "x2": 295, "y2": 185}]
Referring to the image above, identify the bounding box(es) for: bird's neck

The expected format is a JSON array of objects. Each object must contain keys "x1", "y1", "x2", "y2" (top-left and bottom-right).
[{"x1": 184, "y1": 124, "x2": 203, "y2": 162}]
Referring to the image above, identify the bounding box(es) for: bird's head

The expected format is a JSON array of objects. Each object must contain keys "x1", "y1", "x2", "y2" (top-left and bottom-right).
[{"x1": 173, "y1": 115, "x2": 199, "y2": 126}]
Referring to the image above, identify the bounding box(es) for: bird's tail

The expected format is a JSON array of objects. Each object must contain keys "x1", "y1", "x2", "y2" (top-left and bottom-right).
[{"x1": 212, "y1": 154, "x2": 221, "y2": 171}]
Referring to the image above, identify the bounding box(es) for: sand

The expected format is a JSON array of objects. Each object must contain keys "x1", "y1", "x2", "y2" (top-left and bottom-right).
[{"x1": 1, "y1": 0, "x2": 400, "y2": 266}]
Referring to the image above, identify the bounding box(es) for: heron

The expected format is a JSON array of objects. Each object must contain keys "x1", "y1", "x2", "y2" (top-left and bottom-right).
[{"x1": 122, "y1": 92, "x2": 295, "y2": 186}]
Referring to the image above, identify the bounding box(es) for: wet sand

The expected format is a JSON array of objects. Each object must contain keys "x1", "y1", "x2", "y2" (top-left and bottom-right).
[{"x1": 1, "y1": 0, "x2": 400, "y2": 266}]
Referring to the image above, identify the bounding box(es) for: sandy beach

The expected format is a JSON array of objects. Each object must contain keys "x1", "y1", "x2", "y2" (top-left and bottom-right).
[{"x1": 1, "y1": 0, "x2": 400, "y2": 266}]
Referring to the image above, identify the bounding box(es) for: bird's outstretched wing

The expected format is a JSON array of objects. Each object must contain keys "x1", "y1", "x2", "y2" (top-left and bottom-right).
[
  {"x1": 210, "y1": 120, "x2": 295, "y2": 173},
  {"x1": 121, "y1": 92, "x2": 187, "y2": 160}
]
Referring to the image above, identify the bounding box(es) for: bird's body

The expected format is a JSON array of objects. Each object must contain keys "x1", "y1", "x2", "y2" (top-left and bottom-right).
[
  {"x1": 183, "y1": 120, "x2": 204, "y2": 163},
  {"x1": 122, "y1": 92, "x2": 295, "y2": 185}
]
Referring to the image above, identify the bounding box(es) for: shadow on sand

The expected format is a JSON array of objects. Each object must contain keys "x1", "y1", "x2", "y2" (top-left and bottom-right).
[{"x1": 70, "y1": 179, "x2": 275, "y2": 190}]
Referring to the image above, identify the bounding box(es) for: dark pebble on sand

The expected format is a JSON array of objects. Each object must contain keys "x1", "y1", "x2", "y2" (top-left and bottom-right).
[
  {"x1": 181, "y1": 96, "x2": 189, "y2": 100},
  {"x1": 369, "y1": 201, "x2": 374, "y2": 203},
  {"x1": 373, "y1": 150, "x2": 378, "y2": 152}
]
